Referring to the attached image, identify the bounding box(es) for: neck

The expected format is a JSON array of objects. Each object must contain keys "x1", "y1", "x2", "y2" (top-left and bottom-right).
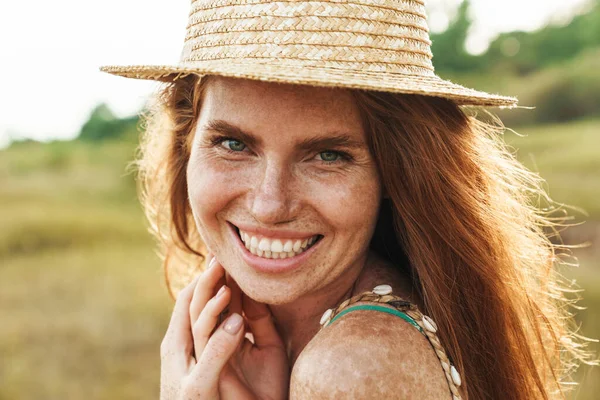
[{"x1": 268, "y1": 253, "x2": 370, "y2": 364}]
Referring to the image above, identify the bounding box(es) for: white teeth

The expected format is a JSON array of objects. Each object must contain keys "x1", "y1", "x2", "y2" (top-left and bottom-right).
[
  {"x1": 258, "y1": 238, "x2": 270, "y2": 251},
  {"x1": 283, "y1": 240, "x2": 293, "y2": 252},
  {"x1": 271, "y1": 240, "x2": 283, "y2": 252},
  {"x1": 238, "y1": 228, "x2": 319, "y2": 260},
  {"x1": 292, "y1": 240, "x2": 301, "y2": 252}
]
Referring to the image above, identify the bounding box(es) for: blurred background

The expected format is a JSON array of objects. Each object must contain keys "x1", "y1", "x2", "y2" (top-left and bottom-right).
[{"x1": 1, "y1": 0, "x2": 599, "y2": 398}]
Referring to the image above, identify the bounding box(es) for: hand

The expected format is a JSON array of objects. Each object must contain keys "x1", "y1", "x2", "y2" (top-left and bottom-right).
[
  {"x1": 219, "y1": 266, "x2": 291, "y2": 400},
  {"x1": 159, "y1": 254, "x2": 290, "y2": 400}
]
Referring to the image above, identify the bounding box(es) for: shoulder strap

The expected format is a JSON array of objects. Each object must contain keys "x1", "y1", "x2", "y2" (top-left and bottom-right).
[
  {"x1": 327, "y1": 303, "x2": 424, "y2": 334},
  {"x1": 319, "y1": 285, "x2": 464, "y2": 400}
]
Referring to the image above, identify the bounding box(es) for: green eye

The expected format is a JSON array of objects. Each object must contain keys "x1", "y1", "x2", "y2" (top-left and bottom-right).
[
  {"x1": 319, "y1": 151, "x2": 341, "y2": 162},
  {"x1": 223, "y1": 139, "x2": 246, "y2": 152}
]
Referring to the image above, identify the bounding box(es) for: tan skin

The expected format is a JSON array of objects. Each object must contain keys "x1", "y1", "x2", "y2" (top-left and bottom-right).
[{"x1": 159, "y1": 77, "x2": 452, "y2": 398}]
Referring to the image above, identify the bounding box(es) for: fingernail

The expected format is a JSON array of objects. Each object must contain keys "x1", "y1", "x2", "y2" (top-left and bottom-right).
[
  {"x1": 216, "y1": 285, "x2": 227, "y2": 298},
  {"x1": 223, "y1": 313, "x2": 243, "y2": 335},
  {"x1": 208, "y1": 257, "x2": 217, "y2": 270}
]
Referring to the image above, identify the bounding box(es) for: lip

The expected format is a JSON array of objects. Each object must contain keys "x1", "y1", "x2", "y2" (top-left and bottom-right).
[
  {"x1": 227, "y1": 222, "x2": 322, "y2": 274},
  {"x1": 234, "y1": 222, "x2": 318, "y2": 240}
]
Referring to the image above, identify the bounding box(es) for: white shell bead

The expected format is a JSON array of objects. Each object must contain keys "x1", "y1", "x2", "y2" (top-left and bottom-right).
[
  {"x1": 320, "y1": 308, "x2": 333, "y2": 325},
  {"x1": 453, "y1": 396, "x2": 460, "y2": 400},
  {"x1": 422, "y1": 315, "x2": 438, "y2": 332},
  {"x1": 450, "y1": 365, "x2": 462, "y2": 386},
  {"x1": 372, "y1": 284, "x2": 393, "y2": 295}
]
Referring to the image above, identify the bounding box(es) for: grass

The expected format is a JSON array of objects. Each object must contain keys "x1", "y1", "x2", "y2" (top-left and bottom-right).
[
  {"x1": 506, "y1": 118, "x2": 600, "y2": 218},
  {"x1": 0, "y1": 139, "x2": 172, "y2": 399},
  {"x1": 555, "y1": 253, "x2": 600, "y2": 400},
  {"x1": 0, "y1": 119, "x2": 599, "y2": 398},
  {"x1": 0, "y1": 245, "x2": 171, "y2": 400}
]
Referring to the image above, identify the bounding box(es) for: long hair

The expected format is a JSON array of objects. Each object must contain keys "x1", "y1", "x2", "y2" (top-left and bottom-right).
[{"x1": 136, "y1": 74, "x2": 596, "y2": 399}]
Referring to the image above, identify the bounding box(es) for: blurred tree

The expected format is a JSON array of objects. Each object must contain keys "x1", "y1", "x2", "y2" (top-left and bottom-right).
[
  {"x1": 78, "y1": 104, "x2": 139, "y2": 142},
  {"x1": 430, "y1": 0, "x2": 483, "y2": 73},
  {"x1": 431, "y1": 0, "x2": 599, "y2": 75},
  {"x1": 478, "y1": 0, "x2": 600, "y2": 75}
]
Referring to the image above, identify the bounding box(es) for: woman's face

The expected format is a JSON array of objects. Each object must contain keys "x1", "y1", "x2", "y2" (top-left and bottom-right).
[{"x1": 186, "y1": 77, "x2": 382, "y2": 304}]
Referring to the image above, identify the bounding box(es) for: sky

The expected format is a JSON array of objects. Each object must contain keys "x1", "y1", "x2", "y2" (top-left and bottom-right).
[{"x1": 0, "y1": 0, "x2": 591, "y2": 147}]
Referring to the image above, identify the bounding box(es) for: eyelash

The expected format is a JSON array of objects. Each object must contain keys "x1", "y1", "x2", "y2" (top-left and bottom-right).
[
  {"x1": 316, "y1": 150, "x2": 353, "y2": 164},
  {"x1": 213, "y1": 137, "x2": 248, "y2": 153},
  {"x1": 211, "y1": 136, "x2": 354, "y2": 164}
]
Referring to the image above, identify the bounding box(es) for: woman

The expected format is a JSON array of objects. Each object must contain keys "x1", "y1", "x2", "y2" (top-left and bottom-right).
[{"x1": 101, "y1": 0, "x2": 595, "y2": 398}]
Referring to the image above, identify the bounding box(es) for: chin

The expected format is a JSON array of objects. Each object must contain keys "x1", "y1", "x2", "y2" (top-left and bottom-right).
[
  {"x1": 254, "y1": 293, "x2": 296, "y2": 306},
  {"x1": 235, "y1": 273, "x2": 308, "y2": 306}
]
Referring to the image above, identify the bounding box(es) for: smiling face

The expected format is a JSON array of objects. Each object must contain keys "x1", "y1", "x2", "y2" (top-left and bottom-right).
[{"x1": 186, "y1": 76, "x2": 383, "y2": 304}]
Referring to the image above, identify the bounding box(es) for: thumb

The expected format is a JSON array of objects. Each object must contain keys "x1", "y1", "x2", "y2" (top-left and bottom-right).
[{"x1": 242, "y1": 293, "x2": 284, "y2": 349}]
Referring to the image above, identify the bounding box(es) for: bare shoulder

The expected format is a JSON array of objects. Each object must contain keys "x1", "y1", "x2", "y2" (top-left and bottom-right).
[{"x1": 290, "y1": 305, "x2": 451, "y2": 399}]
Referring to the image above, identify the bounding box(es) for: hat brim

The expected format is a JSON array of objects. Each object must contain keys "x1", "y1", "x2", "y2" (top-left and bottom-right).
[{"x1": 101, "y1": 60, "x2": 517, "y2": 108}]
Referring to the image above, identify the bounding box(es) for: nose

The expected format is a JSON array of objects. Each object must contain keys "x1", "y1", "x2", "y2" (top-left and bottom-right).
[{"x1": 250, "y1": 160, "x2": 297, "y2": 225}]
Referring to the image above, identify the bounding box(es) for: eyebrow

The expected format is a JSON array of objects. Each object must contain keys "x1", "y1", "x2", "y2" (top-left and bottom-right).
[
  {"x1": 202, "y1": 119, "x2": 365, "y2": 151},
  {"x1": 203, "y1": 119, "x2": 260, "y2": 148}
]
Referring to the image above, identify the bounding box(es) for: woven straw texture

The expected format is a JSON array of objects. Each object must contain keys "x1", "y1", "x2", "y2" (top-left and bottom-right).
[
  {"x1": 321, "y1": 290, "x2": 464, "y2": 399},
  {"x1": 100, "y1": 0, "x2": 517, "y2": 107}
]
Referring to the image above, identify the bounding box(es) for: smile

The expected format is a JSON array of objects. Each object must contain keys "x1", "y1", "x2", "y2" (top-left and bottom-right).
[
  {"x1": 234, "y1": 226, "x2": 321, "y2": 259},
  {"x1": 227, "y1": 222, "x2": 323, "y2": 274}
]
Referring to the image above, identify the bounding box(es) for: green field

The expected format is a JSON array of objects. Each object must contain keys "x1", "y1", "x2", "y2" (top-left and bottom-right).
[
  {"x1": 1, "y1": 119, "x2": 599, "y2": 399},
  {"x1": 506, "y1": 118, "x2": 600, "y2": 218},
  {"x1": 0, "y1": 140, "x2": 172, "y2": 399}
]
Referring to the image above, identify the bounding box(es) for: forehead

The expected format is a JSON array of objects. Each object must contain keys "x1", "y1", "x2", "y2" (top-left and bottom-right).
[{"x1": 198, "y1": 76, "x2": 365, "y2": 136}]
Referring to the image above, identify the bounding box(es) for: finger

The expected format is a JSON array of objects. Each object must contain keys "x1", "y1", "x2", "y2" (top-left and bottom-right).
[
  {"x1": 204, "y1": 253, "x2": 224, "y2": 289},
  {"x1": 226, "y1": 272, "x2": 243, "y2": 316},
  {"x1": 189, "y1": 258, "x2": 225, "y2": 324},
  {"x1": 207, "y1": 253, "x2": 227, "y2": 296},
  {"x1": 242, "y1": 293, "x2": 285, "y2": 349},
  {"x1": 192, "y1": 284, "x2": 231, "y2": 360},
  {"x1": 161, "y1": 274, "x2": 201, "y2": 364},
  {"x1": 204, "y1": 252, "x2": 214, "y2": 269},
  {"x1": 189, "y1": 313, "x2": 246, "y2": 390}
]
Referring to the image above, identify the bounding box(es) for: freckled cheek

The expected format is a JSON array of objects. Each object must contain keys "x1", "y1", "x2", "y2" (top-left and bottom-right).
[
  {"x1": 306, "y1": 174, "x2": 381, "y2": 242},
  {"x1": 186, "y1": 158, "x2": 252, "y2": 229}
]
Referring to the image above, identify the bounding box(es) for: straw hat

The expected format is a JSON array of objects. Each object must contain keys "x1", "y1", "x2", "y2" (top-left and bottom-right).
[{"x1": 100, "y1": 0, "x2": 517, "y2": 107}]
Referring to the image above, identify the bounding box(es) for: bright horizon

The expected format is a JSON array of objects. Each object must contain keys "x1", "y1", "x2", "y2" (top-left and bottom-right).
[{"x1": 0, "y1": 0, "x2": 591, "y2": 147}]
